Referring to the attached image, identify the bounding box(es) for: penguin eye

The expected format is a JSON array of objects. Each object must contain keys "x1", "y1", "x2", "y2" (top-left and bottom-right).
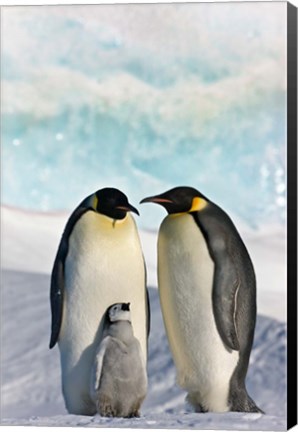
[{"x1": 113, "y1": 305, "x2": 120, "y2": 313}]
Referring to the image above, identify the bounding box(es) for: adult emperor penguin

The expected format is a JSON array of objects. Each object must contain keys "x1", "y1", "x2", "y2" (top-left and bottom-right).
[
  {"x1": 49, "y1": 188, "x2": 150, "y2": 415},
  {"x1": 90, "y1": 302, "x2": 147, "y2": 418},
  {"x1": 141, "y1": 186, "x2": 262, "y2": 413}
]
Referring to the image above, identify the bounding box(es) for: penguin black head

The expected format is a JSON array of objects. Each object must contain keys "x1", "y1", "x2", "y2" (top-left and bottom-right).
[
  {"x1": 140, "y1": 186, "x2": 209, "y2": 215},
  {"x1": 92, "y1": 188, "x2": 139, "y2": 220},
  {"x1": 107, "y1": 302, "x2": 131, "y2": 323}
]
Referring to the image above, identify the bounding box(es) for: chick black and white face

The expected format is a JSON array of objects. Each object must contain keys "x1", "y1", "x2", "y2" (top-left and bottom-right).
[
  {"x1": 108, "y1": 302, "x2": 131, "y2": 323},
  {"x1": 92, "y1": 188, "x2": 139, "y2": 220},
  {"x1": 140, "y1": 186, "x2": 209, "y2": 215}
]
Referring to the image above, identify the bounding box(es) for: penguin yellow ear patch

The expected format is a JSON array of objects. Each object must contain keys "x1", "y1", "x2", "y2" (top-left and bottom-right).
[
  {"x1": 190, "y1": 197, "x2": 208, "y2": 212},
  {"x1": 93, "y1": 195, "x2": 98, "y2": 210}
]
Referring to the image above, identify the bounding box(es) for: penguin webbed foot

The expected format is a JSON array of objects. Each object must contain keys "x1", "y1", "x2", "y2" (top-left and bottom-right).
[
  {"x1": 97, "y1": 395, "x2": 116, "y2": 417},
  {"x1": 126, "y1": 410, "x2": 141, "y2": 418},
  {"x1": 186, "y1": 393, "x2": 208, "y2": 413},
  {"x1": 195, "y1": 405, "x2": 208, "y2": 413},
  {"x1": 126, "y1": 400, "x2": 142, "y2": 418},
  {"x1": 97, "y1": 397, "x2": 142, "y2": 418}
]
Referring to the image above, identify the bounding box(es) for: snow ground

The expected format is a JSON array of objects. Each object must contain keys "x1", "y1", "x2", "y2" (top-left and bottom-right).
[{"x1": 0, "y1": 206, "x2": 287, "y2": 430}]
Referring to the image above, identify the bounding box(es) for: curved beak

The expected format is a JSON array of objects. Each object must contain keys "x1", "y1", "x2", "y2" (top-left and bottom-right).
[
  {"x1": 116, "y1": 203, "x2": 140, "y2": 216},
  {"x1": 140, "y1": 195, "x2": 173, "y2": 205}
]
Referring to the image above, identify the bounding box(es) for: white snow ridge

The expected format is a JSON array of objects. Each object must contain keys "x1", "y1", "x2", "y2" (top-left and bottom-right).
[{"x1": 1, "y1": 207, "x2": 287, "y2": 430}]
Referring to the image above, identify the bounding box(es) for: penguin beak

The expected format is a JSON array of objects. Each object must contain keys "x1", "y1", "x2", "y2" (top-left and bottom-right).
[
  {"x1": 115, "y1": 203, "x2": 140, "y2": 216},
  {"x1": 140, "y1": 195, "x2": 173, "y2": 205}
]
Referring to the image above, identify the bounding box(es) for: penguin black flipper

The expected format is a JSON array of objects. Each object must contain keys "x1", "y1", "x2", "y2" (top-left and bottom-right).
[
  {"x1": 49, "y1": 252, "x2": 65, "y2": 349},
  {"x1": 49, "y1": 204, "x2": 89, "y2": 349},
  {"x1": 192, "y1": 206, "x2": 255, "y2": 352},
  {"x1": 146, "y1": 288, "x2": 151, "y2": 337},
  {"x1": 143, "y1": 262, "x2": 151, "y2": 338},
  {"x1": 212, "y1": 251, "x2": 240, "y2": 351}
]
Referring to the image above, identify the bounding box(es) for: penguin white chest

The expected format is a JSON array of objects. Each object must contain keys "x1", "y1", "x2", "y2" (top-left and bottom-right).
[
  {"x1": 158, "y1": 214, "x2": 239, "y2": 412},
  {"x1": 61, "y1": 212, "x2": 146, "y2": 356},
  {"x1": 58, "y1": 211, "x2": 147, "y2": 414}
]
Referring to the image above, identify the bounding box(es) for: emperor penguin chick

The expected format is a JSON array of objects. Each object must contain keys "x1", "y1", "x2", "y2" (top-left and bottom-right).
[
  {"x1": 141, "y1": 186, "x2": 262, "y2": 414},
  {"x1": 90, "y1": 303, "x2": 148, "y2": 418}
]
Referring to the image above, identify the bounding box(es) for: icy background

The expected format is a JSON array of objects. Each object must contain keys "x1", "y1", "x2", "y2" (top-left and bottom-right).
[
  {"x1": 1, "y1": 2, "x2": 288, "y2": 430},
  {"x1": 1, "y1": 2, "x2": 286, "y2": 229}
]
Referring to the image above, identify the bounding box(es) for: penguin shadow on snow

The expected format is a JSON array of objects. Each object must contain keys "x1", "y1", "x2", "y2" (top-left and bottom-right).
[{"x1": 64, "y1": 313, "x2": 107, "y2": 414}]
